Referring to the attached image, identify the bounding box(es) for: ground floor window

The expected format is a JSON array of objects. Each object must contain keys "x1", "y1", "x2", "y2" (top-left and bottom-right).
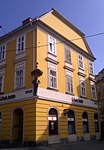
[
  {"x1": 68, "y1": 110, "x2": 76, "y2": 134},
  {"x1": 48, "y1": 108, "x2": 58, "y2": 135},
  {"x1": 82, "y1": 112, "x2": 89, "y2": 133},
  {"x1": 94, "y1": 113, "x2": 99, "y2": 132}
]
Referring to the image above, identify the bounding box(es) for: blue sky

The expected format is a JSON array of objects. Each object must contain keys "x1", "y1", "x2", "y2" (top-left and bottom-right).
[{"x1": 0, "y1": 0, "x2": 104, "y2": 74}]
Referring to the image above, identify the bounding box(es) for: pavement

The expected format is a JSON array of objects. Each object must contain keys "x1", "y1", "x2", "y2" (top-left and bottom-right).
[{"x1": 0, "y1": 140, "x2": 104, "y2": 150}]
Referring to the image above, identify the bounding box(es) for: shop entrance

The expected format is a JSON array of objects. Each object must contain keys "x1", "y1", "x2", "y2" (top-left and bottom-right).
[
  {"x1": 48, "y1": 108, "x2": 60, "y2": 144},
  {"x1": 12, "y1": 108, "x2": 23, "y2": 143}
]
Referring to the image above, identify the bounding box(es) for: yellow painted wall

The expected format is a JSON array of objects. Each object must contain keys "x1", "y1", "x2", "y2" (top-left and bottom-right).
[
  {"x1": 41, "y1": 14, "x2": 88, "y2": 53},
  {"x1": 36, "y1": 99, "x2": 97, "y2": 142},
  {"x1": 0, "y1": 100, "x2": 36, "y2": 142},
  {"x1": 4, "y1": 40, "x2": 16, "y2": 93},
  {"x1": 25, "y1": 31, "x2": 33, "y2": 88}
]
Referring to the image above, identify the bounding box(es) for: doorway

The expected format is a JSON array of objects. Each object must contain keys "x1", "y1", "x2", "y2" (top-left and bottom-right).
[{"x1": 12, "y1": 108, "x2": 23, "y2": 143}]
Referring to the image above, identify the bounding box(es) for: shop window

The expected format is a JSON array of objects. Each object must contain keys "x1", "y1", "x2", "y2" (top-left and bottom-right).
[
  {"x1": 68, "y1": 110, "x2": 76, "y2": 134},
  {"x1": 94, "y1": 113, "x2": 99, "y2": 132},
  {"x1": 82, "y1": 112, "x2": 89, "y2": 133},
  {"x1": 48, "y1": 108, "x2": 58, "y2": 135}
]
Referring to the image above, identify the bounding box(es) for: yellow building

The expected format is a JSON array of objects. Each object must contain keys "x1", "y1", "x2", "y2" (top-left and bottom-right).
[{"x1": 0, "y1": 9, "x2": 100, "y2": 145}]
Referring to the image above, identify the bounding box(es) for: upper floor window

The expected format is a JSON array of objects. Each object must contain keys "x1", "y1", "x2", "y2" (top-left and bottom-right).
[
  {"x1": 91, "y1": 84, "x2": 97, "y2": 100},
  {"x1": 0, "y1": 75, "x2": 4, "y2": 93},
  {"x1": 48, "y1": 63, "x2": 57, "y2": 90},
  {"x1": 68, "y1": 110, "x2": 76, "y2": 134},
  {"x1": 0, "y1": 112, "x2": 1, "y2": 127},
  {"x1": 65, "y1": 46, "x2": 71, "y2": 64},
  {"x1": 89, "y1": 61, "x2": 94, "y2": 75},
  {"x1": 0, "y1": 45, "x2": 6, "y2": 61},
  {"x1": 66, "y1": 75, "x2": 73, "y2": 94},
  {"x1": 78, "y1": 54, "x2": 84, "y2": 69},
  {"x1": 48, "y1": 35, "x2": 56, "y2": 55},
  {"x1": 80, "y1": 80, "x2": 86, "y2": 97},
  {"x1": 15, "y1": 63, "x2": 25, "y2": 89},
  {"x1": 17, "y1": 35, "x2": 25, "y2": 54}
]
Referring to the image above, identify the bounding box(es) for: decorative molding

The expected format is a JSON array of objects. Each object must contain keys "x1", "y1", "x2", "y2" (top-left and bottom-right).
[
  {"x1": 45, "y1": 57, "x2": 59, "y2": 65},
  {"x1": 78, "y1": 72, "x2": 86, "y2": 77},
  {"x1": 64, "y1": 65, "x2": 74, "y2": 72}
]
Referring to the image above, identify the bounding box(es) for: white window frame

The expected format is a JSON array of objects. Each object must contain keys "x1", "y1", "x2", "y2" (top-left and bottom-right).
[
  {"x1": 16, "y1": 35, "x2": 25, "y2": 54},
  {"x1": 65, "y1": 45, "x2": 71, "y2": 64},
  {"x1": 48, "y1": 63, "x2": 57, "y2": 89},
  {"x1": 80, "y1": 79, "x2": 86, "y2": 97},
  {"x1": 66, "y1": 75, "x2": 73, "y2": 94},
  {"x1": 14, "y1": 63, "x2": 25, "y2": 89},
  {"x1": 0, "y1": 75, "x2": 4, "y2": 93},
  {"x1": 78, "y1": 54, "x2": 84, "y2": 70},
  {"x1": 0, "y1": 44, "x2": 6, "y2": 61},
  {"x1": 91, "y1": 84, "x2": 97, "y2": 100},
  {"x1": 48, "y1": 35, "x2": 56, "y2": 55},
  {"x1": 89, "y1": 61, "x2": 94, "y2": 75}
]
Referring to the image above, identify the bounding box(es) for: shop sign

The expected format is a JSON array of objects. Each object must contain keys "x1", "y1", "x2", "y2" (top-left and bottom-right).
[
  {"x1": 48, "y1": 116, "x2": 57, "y2": 121},
  {"x1": 71, "y1": 97, "x2": 83, "y2": 103},
  {"x1": 0, "y1": 94, "x2": 16, "y2": 101}
]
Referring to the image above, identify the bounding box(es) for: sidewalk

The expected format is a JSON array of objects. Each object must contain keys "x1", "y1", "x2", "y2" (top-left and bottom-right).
[{"x1": 0, "y1": 140, "x2": 104, "y2": 150}]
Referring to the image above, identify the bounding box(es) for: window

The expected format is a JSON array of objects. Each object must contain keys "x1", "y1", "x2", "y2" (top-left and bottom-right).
[
  {"x1": 0, "y1": 45, "x2": 6, "y2": 61},
  {"x1": 0, "y1": 75, "x2": 4, "y2": 93},
  {"x1": 49, "y1": 69, "x2": 57, "y2": 89},
  {"x1": 49, "y1": 108, "x2": 58, "y2": 135},
  {"x1": 68, "y1": 110, "x2": 76, "y2": 134},
  {"x1": 80, "y1": 80, "x2": 86, "y2": 97},
  {"x1": 89, "y1": 61, "x2": 94, "y2": 75},
  {"x1": 15, "y1": 62, "x2": 25, "y2": 89},
  {"x1": 82, "y1": 112, "x2": 89, "y2": 133},
  {"x1": 65, "y1": 46, "x2": 71, "y2": 64},
  {"x1": 17, "y1": 35, "x2": 25, "y2": 54},
  {"x1": 94, "y1": 113, "x2": 99, "y2": 132},
  {"x1": 91, "y1": 85, "x2": 97, "y2": 100},
  {"x1": 66, "y1": 75, "x2": 73, "y2": 94},
  {"x1": 15, "y1": 69, "x2": 24, "y2": 89},
  {"x1": 78, "y1": 54, "x2": 84, "y2": 69},
  {"x1": 48, "y1": 35, "x2": 56, "y2": 55}
]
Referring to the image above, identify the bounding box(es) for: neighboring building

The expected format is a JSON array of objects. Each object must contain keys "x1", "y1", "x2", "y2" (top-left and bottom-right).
[
  {"x1": 95, "y1": 69, "x2": 104, "y2": 139},
  {"x1": 0, "y1": 9, "x2": 100, "y2": 145}
]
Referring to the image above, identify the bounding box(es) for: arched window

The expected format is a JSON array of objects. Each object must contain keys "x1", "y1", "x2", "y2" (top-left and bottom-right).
[
  {"x1": 48, "y1": 108, "x2": 58, "y2": 135},
  {"x1": 94, "y1": 113, "x2": 99, "y2": 132},
  {"x1": 68, "y1": 110, "x2": 76, "y2": 134},
  {"x1": 82, "y1": 112, "x2": 89, "y2": 133}
]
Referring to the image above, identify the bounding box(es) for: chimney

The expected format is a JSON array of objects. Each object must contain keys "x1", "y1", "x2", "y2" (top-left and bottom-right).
[{"x1": 22, "y1": 17, "x2": 33, "y2": 26}]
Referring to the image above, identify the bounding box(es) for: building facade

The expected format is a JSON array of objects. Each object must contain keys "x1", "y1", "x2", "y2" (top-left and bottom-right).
[
  {"x1": 0, "y1": 9, "x2": 100, "y2": 145},
  {"x1": 95, "y1": 69, "x2": 104, "y2": 139}
]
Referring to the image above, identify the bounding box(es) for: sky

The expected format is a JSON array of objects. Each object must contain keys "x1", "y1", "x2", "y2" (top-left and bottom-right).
[{"x1": 0, "y1": 0, "x2": 104, "y2": 74}]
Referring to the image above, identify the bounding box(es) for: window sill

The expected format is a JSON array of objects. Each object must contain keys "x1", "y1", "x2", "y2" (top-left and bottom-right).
[
  {"x1": 48, "y1": 52, "x2": 57, "y2": 57},
  {"x1": 47, "y1": 87, "x2": 58, "y2": 91},
  {"x1": 80, "y1": 95, "x2": 87, "y2": 99},
  {"x1": 0, "y1": 92, "x2": 4, "y2": 95},
  {"x1": 66, "y1": 92, "x2": 74, "y2": 96},
  {"x1": 14, "y1": 87, "x2": 26, "y2": 91}
]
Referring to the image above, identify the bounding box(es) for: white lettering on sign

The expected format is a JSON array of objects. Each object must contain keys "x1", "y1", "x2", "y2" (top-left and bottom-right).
[{"x1": 48, "y1": 117, "x2": 57, "y2": 121}]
